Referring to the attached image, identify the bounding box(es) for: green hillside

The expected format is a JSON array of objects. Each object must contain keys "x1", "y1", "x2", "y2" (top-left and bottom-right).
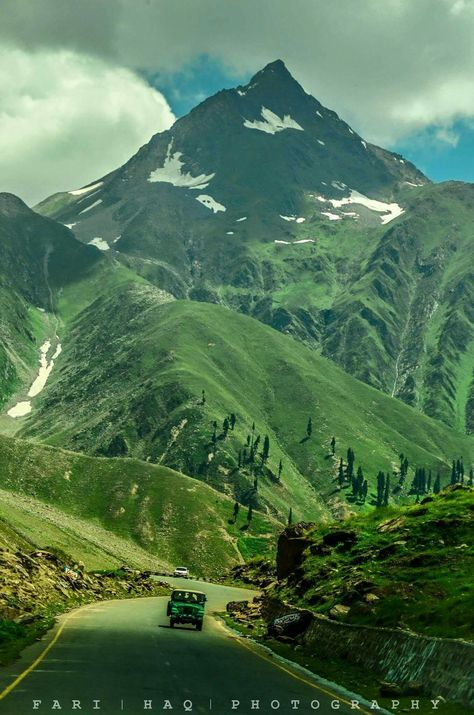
[
  {"x1": 0, "y1": 434, "x2": 279, "y2": 576},
  {"x1": 274, "y1": 486, "x2": 474, "y2": 639},
  {"x1": 30, "y1": 63, "x2": 474, "y2": 432},
  {"x1": 0, "y1": 192, "x2": 101, "y2": 411},
  {"x1": 0, "y1": 487, "x2": 170, "y2": 572},
  {"x1": 18, "y1": 286, "x2": 473, "y2": 522}
]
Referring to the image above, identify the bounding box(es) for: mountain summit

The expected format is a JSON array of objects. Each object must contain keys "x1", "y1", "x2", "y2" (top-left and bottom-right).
[
  {"x1": 33, "y1": 62, "x2": 474, "y2": 434},
  {"x1": 36, "y1": 59, "x2": 427, "y2": 253}
]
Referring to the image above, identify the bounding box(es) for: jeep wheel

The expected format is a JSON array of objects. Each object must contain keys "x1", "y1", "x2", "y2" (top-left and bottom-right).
[
  {"x1": 166, "y1": 602, "x2": 171, "y2": 616},
  {"x1": 170, "y1": 619, "x2": 175, "y2": 628},
  {"x1": 196, "y1": 621, "x2": 203, "y2": 631}
]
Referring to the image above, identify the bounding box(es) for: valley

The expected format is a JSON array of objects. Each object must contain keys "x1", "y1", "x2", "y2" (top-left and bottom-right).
[{"x1": 0, "y1": 58, "x2": 472, "y2": 621}]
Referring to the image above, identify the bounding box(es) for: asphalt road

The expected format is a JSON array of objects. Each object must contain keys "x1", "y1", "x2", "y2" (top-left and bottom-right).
[{"x1": 0, "y1": 578, "x2": 370, "y2": 715}]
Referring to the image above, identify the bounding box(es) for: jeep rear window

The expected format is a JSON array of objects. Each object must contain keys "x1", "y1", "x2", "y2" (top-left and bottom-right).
[{"x1": 172, "y1": 590, "x2": 205, "y2": 603}]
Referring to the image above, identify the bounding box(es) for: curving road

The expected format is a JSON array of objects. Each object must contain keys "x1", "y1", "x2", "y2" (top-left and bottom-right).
[{"x1": 0, "y1": 579, "x2": 371, "y2": 715}]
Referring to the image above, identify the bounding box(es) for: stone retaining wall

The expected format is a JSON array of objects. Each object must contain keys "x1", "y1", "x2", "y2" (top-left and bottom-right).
[{"x1": 262, "y1": 596, "x2": 474, "y2": 707}]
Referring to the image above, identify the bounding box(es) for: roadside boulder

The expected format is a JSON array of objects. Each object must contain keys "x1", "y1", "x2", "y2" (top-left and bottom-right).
[
  {"x1": 268, "y1": 610, "x2": 312, "y2": 638},
  {"x1": 329, "y1": 604, "x2": 350, "y2": 620},
  {"x1": 276, "y1": 523, "x2": 314, "y2": 579}
]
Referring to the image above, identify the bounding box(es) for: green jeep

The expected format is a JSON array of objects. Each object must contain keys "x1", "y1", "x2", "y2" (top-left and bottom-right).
[{"x1": 167, "y1": 589, "x2": 207, "y2": 630}]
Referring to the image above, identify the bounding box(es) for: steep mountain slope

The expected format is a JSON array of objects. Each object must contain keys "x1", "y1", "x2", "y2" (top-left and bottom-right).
[
  {"x1": 0, "y1": 434, "x2": 278, "y2": 576},
  {"x1": 322, "y1": 181, "x2": 474, "y2": 432},
  {"x1": 34, "y1": 62, "x2": 473, "y2": 430},
  {"x1": 17, "y1": 286, "x2": 473, "y2": 522},
  {"x1": 0, "y1": 193, "x2": 101, "y2": 411}
]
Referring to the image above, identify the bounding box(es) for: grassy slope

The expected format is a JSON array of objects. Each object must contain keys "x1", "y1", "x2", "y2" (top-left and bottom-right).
[
  {"x1": 0, "y1": 434, "x2": 279, "y2": 577},
  {"x1": 215, "y1": 182, "x2": 474, "y2": 432},
  {"x1": 0, "y1": 488, "x2": 171, "y2": 572},
  {"x1": 19, "y1": 289, "x2": 473, "y2": 523},
  {"x1": 276, "y1": 486, "x2": 473, "y2": 639}
]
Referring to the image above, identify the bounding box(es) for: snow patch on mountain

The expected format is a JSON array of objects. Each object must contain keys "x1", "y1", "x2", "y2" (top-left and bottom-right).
[
  {"x1": 275, "y1": 239, "x2": 315, "y2": 245},
  {"x1": 28, "y1": 340, "x2": 61, "y2": 398},
  {"x1": 321, "y1": 211, "x2": 342, "y2": 221},
  {"x1": 7, "y1": 401, "x2": 32, "y2": 418},
  {"x1": 148, "y1": 141, "x2": 215, "y2": 189},
  {"x1": 327, "y1": 190, "x2": 404, "y2": 224},
  {"x1": 279, "y1": 215, "x2": 306, "y2": 223},
  {"x1": 316, "y1": 111, "x2": 323, "y2": 118},
  {"x1": 88, "y1": 237, "x2": 110, "y2": 251},
  {"x1": 79, "y1": 199, "x2": 103, "y2": 214},
  {"x1": 244, "y1": 107, "x2": 304, "y2": 135},
  {"x1": 7, "y1": 338, "x2": 62, "y2": 419},
  {"x1": 317, "y1": 140, "x2": 325, "y2": 146},
  {"x1": 236, "y1": 217, "x2": 247, "y2": 222},
  {"x1": 63, "y1": 222, "x2": 77, "y2": 229},
  {"x1": 69, "y1": 181, "x2": 103, "y2": 196},
  {"x1": 196, "y1": 195, "x2": 226, "y2": 213}
]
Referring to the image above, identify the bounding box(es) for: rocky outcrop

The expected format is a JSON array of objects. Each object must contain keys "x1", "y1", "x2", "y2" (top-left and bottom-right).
[
  {"x1": 276, "y1": 522, "x2": 314, "y2": 579},
  {"x1": 0, "y1": 547, "x2": 169, "y2": 645}
]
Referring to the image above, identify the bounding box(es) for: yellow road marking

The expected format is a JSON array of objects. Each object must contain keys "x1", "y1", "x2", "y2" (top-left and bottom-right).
[
  {"x1": 0, "y1": 609, "x2": 82, "y2": 701},
  {"x1": 232, "y1": 633, "x2": 374, "y2": 715}
]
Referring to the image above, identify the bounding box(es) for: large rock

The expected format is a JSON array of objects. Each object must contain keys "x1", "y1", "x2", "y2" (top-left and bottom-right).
[
  {"x1": 276, "y1": 522, "x2": 314, "y2": 579},
  {"x1": 322, "y1": 529, "x2": 357, "y2": 548}
]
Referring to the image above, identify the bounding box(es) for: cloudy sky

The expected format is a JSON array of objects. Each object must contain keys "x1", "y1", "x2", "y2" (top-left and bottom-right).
[{"x1": 1, "y1": 0, "x2": 474, "y2": 205}]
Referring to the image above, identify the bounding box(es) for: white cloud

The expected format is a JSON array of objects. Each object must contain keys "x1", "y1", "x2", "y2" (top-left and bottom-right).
[
  {"x1": 434, "y1": 126, "x2": 460, "y2": 147},
  {"x1": 0, "y1": 45, "x2": 175, "y2": 205}
]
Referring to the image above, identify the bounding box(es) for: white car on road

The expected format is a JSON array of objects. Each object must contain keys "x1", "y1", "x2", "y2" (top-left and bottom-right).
[{"x1": 173, "y1": 566, "x2": 189, "y2": 578}]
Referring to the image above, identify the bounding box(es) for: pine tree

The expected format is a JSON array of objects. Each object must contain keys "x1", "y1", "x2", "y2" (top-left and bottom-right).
[
  {"x1": 355, "y1": 466, "x2": 364, "y2": 500},
  {"x1": 383, "y1": 475, "x2": 390, "y2": 506},
  {"x1": 330, "y1": 436, "x2": 336, "y2": 455},
  {"x1": 247, "y1": 505, "x2": 253, "y2": 523},
  {"x1": 346, "y1": 448, "x2": 355, "y2": 480},
  {"x1": 230, "y1": 413, "x2": 236, "y2": 430},
  {"x1": 427, "y1": 469, "x2": 432, "y2": 492},
  {"x1": 261, "y1": 435, "x2": 270, "y2": 465},
  {"x1": 469, "y1": 468, "x2": 474, "y2": 488},
  {"x1": 451, "y1": 460, "x2": 457, "y2": 485},
  {"x1": 288, "y1": 508, "x2": 293, "y2": 526},
  {"x1": 433, "y1": 472, "x2": 441, "y2": 494},
  {"x1": 223, "y1": 417, "x2": 230, "y2": 438},
  {"x1": 233, "y1": 502, "x2": 240, "y2": 519},
  {"x1": 376, "y1": 471, "x2": 385, "y2": 507},
  {"x1": 338, "y1": 458, "x2": 344, "y2": 487},
  {"x1": 278, "y1": 460, "x2": 283, "y2": 481},
  {"x1": 201, "y1": 389, "x2": 206, "y2": 405},
  {"x1": 253, "y1": 477, "x2": 258, "y2": 491},
  {"x1": 362, "y1": 479, "x2": 368, "y2": 502},
  {"x1": 306, "y1": 417, "x2": 313, "y2": 438}
]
